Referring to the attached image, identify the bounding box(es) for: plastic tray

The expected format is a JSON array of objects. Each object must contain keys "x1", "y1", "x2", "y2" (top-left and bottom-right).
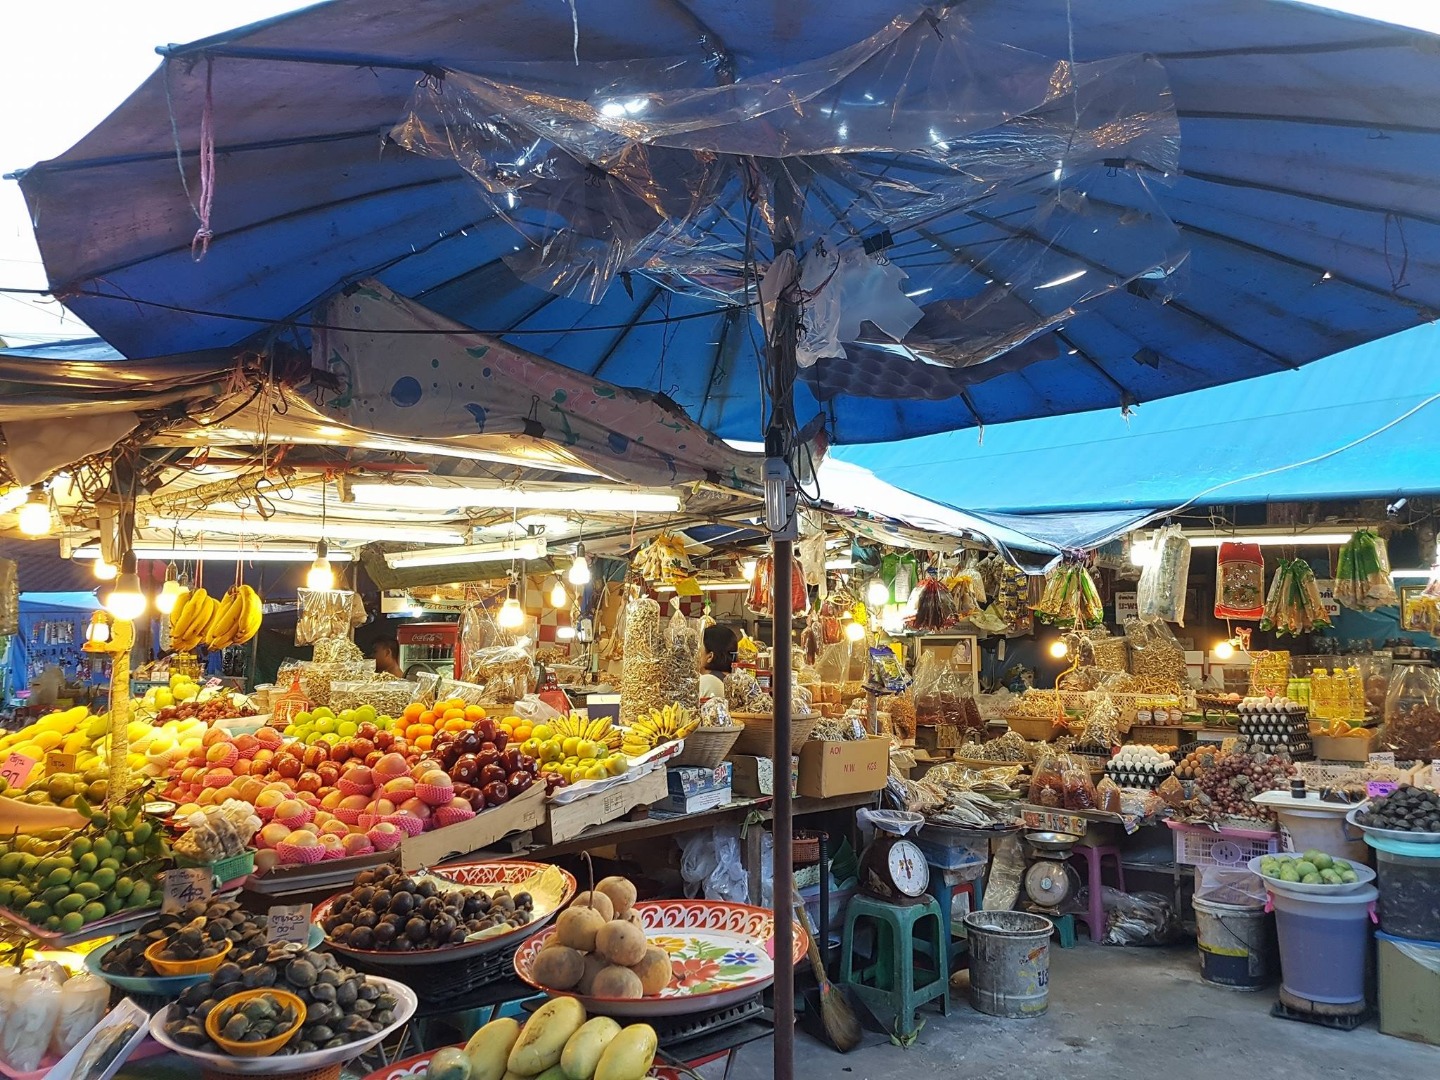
[
  {"x1": 148, "y1": 976, "x2": 417, "y2": 1075},
  {"x1": 1246, "y1": 855, "x2": 1376, "y2": 895},
  {"x1": 1346, "y1": 805, "x2": 1440, "y2": 845},
  {"x1": 87, "y1": 925, "x2": 323, "y2": 995},
  {"x1": 0, "y1": 902, "x2": 161, "y2": 948}
]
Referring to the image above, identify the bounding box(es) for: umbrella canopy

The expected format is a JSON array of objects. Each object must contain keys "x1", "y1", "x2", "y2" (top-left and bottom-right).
[{"x1": 13, "y1": 1, "x2": 1440, "y2": 445}]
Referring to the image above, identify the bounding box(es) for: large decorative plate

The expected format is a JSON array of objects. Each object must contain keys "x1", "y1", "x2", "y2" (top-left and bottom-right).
[
  {"x1": 514, "y1": 899, "x2": 807, "y2": 1017},
  {"x1": 1345, "y1": 805, "x2": 1440, "y2": 844},
  {"x1": 149, "y1": 975, "x2": 416, "y2": 1075},
  {"x1": 87, "y1": 925, "x2": 323, "y2": 995},
  {"x1": 314, "y1": 860, "x2": 575, "y2": 967},
  {"x1": 362, "y1": 1046, "x2": 687, "y2": 1080}
]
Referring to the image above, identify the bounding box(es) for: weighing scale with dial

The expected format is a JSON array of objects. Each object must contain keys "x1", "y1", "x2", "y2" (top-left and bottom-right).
[
  {"x1": 1022, "y1": 831, "x2": 1083, "y2": 912},
  {"x1": 857, "y1": 810, "x2": 931, "y2": 903}
]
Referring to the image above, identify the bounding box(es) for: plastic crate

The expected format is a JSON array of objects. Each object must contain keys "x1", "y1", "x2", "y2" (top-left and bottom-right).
[
  {"x1": 914, "y1": 827, "x2": 992, "y2": 871},
  {"x1": 1168, "y1": 821, "x2": 1280, "y2": 868},
  {"x1": 176, "y1": 849, "x2": 255, "y2": 885}
]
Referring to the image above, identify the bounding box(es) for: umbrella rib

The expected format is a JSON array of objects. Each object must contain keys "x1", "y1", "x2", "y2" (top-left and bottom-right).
[
  {"x1": 1156, "y1": 34, "x2": 1429, "y2": 61},
  {"x1": 1177, "y1": 109, "x2": 1440, "y2": 138},
  {"x1": 911, "y1": 226, "x2": 1139, "y2": 405},
  {"x1": 52, "y1": 173, "x2": 472, "y2": 289},
  {"x1": 1177, "y1": 167, "x2": 1440, "y2": 231},
  {"x1": 590, "y1": 285, "x2": 664, "y2": 378},
  {"x1": 13, "y1": 127, "x2": 385, "y2": 178}
]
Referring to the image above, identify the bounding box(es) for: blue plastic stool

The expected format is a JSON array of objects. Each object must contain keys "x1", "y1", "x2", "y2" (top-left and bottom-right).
[
  {"x1": 840, "y1": 894, "x2": 951, "y2": 1038},
  {"x1": 925, "y1": 871, "x2": 984, "y2": 969}
]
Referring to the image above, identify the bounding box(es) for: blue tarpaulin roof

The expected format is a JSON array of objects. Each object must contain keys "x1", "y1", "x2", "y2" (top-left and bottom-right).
[
  {"x1": 12, "y1": 1, "x2": 1440, "y2": 447},
  {"x1": 832, "y1": 323, "x2": 1440, "y2": 514}
]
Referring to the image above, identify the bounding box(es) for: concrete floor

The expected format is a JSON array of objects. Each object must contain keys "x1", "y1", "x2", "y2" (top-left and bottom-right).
[{"x1": 722, "y1": 942, "x2": 1440, "y2": 1080}]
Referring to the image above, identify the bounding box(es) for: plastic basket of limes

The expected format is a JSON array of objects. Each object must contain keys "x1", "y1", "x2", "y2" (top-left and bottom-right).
[{"x1": 1248, "y1": 851, "x2": 1376, "y2": 895}]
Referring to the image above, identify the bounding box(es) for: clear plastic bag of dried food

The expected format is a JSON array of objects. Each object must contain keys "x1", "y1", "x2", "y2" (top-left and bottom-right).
[
  {"x1": 1124, "y1": 616, "x2": 1188, "y2": 691},
  {"x1": 663, "y1": 607, "x2": 701, "y2": 709},
  {"x1": 330, "y1": 679, "x2": 419, "y2": 717},
  {"x1": 470, "y1": 643, "x2": 535, "y2": 703},
  {"x1": 1028, "y1": 751, "x2": 1066, "y2": 807},
  {"x1": 1137, "y1": 524, "x2": 1191, "y2": 625},
  {"x1": 295, "y1": 588, "x2": 363, "y2": 644}
]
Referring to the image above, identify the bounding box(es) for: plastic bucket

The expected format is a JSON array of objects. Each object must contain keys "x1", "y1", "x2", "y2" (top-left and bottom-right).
[
  {"x1": 1366, "y1": 834, "x2": 1440, "y2": 941},
  {"x1": 1192, "y1": 897, "x2": 1274, "y2": 990},
  {"x1": 1267, "y1": 883, "x2": 1377, "y2": 1005},
  {"x1": 1275, "y1": 806, "x2": 1369, "y2": 866},
  {"x1": 962, "y1": 910, "x2": 1053, "y2": 1017}
]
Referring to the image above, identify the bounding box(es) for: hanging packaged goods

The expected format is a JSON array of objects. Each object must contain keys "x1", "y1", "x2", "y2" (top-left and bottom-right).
[
  {"x1": 1215, "y1": 541, "x2": 1264, "y2": 620},
  {"x1": 1261, "y1": 558, "x2": 1331, "y2": 637},
  {"x1": 1334, "y1": 529, "x2": 1399, "y2": 611}
]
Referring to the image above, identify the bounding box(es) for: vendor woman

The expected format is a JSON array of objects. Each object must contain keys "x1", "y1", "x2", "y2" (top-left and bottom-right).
[{"x1": 698, "y1": 624, "x2": 740, "y2": 703}]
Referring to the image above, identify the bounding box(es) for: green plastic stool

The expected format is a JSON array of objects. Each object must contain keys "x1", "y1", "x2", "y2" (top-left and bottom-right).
[
  {"x1": 1050, "y1": 911, "x2": 1077, "y2": 948},
  {"x1": 839, "y1": 894, "x2": 951, "y2": 1038}
]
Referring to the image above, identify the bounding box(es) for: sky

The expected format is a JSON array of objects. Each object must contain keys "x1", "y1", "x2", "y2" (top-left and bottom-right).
[{"x1": 0, "y1": 0, "x2": 1436, "y2": 348}]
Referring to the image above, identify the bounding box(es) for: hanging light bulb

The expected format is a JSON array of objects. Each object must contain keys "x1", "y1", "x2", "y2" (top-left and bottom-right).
[
  {"x1": 567, "y1": 544, "x2": 591, "y2": 586},
  {"x1": 156, "y1": 563, "x2": 185, "y2": 615},
  {"x1": 549, "y1": 578, "x2": 567, "y2": 608},
  {"x1": 1213, "y1": 639, "x2": 1237, "y2": 661},
  {"x1": 104, "y1": 551, "x2": 147, "y2": 621},
  {"x1": 556, "y1": 625, "x2": 577, "y2": 641},
  {"x1": 741, "y1": 558, "x2": 758, "y2": 582},
  {"x1": 844, "y1": 619, "x2": 867, "y2": 642},
  {"x1": 866, "y1": 577, "x2": 889, "y2": 607},
  {"x1": 93, "y1": 558, "x2": 119, "y2": 582},
  {"x1": 498, "y1": 597, "x2": 525, "y2": 630},
  {"x1": 1049, "y1": 639, "x2": 1070, "y2": 659},
  {"x1": 83, "y1": 612, "x2": 111, "y2": 645},
  {"x1": 306, "y1": 539, "x2": 335, "y2": 591},
  {"x1": 17, "y1": 486, "x2": 50, "y2": 536}
]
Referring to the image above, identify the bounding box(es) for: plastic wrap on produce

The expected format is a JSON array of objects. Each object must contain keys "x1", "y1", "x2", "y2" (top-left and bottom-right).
[
  {"x1": 295, "y1": 588, "x2": 361, "y2": 645},
  {"x1": 391, "y1": 8, "x2": 1182, "y2": 385}
]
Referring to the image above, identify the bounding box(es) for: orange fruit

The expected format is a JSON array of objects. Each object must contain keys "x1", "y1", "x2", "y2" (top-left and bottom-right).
[
  {"x1": 443, "y1": 717, "x2": 469, "y2": 733},
  {"x1": 420, "y1": 710, "x2": 438, "y2": 726},
  {"x1": 464, "y1": 704, "x2": 486, "y2": 721},
  {"x1": 403, "y1": 703, "x2": 424, "y2": 722},
  {"x1": 408, "y1": 723, "x2": 435, "y2": 739},
  {"x1": 512, "y1": 723, "x2": 533, "y2": 741},
  {"x1": 442, "y1": 708, "x2": 465, "y2": 723},
  {"x1": 415, "y1": 735, "x2": 434, "y2": 751}
]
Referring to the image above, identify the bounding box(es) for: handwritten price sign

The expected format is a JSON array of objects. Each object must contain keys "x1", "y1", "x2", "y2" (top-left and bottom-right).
[
  {"x1": 266, "y1": 904, "x2": 313, "y2": 944},
  {"x1": 0, "y1": 753, "x2": 38, "y2": 792},
  {"x1": 162, "y1": 868, "x2": 213, "y2": 914}
]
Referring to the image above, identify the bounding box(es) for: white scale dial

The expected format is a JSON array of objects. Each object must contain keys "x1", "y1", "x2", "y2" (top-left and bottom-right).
[{"x1": 886, "y1": 839, "x2": 930, "y2": 897}]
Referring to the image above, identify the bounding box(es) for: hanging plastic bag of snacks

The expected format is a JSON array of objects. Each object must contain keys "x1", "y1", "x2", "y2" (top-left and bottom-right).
[
  {"x1": 908, "y1": 568, "x2": 956, "y2": 633},
  {"x1": 1215, "y1": 541, "x2": 1264, "y2": 619},
  {"x1": 295, "y1": 588, "x2": 361, "y2": 644},
  {"x1": 744, "y1": 554, "x2": 808, "y2": 617},
  {"x1": 1035, "y1": 552, "x2": 1104, "y2": 628},
  {"x1": 882, "y1": 552, "x2": 920, "y2": 605},
  {"x1": 1029, "y1": 750, "x2": 1066, "y2": 807},
  {"x1": 1334, "y1": 529, "x2": 1399, "y2": 611},
  {"x1": 1261, "y1": 558, "x2": 1332, "y2": 636},
  {"x1": 663, "y1": 607, "x2": 701, "y2": 710},
  {"x1": 1137, "y1": 524, "x2": 1191, "y2": 625},
  {"x1": 911, "y1": 651, "x2": 943, "y2": 726},
  {"x1": 949, "y1": 564, "x2": 986, "y2": 619}
]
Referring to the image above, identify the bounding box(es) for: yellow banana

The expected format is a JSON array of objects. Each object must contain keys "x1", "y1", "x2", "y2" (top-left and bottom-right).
[
  {"x1": 206, "y1": 588, "x2": 242, "y2": 649},
  {"x1": 233, "y1": 585, "x2": 263, "y2": 644},
  {"x1": 172, "y1": 588, "x2": 209, "y2": 641}
]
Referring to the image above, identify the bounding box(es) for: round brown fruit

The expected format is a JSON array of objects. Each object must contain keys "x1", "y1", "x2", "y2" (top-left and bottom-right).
[
  {"x1": 531, "y1": 944, "x2": 586, "y2": 990},
  {"x1": 555, "y1": 906, "x2": 606, "y2": 953},
  {"x1": 591, "y1": 965, "x2": 644, "y2": 1000},
  {"x1": 630, "y1": 946, "x2": 673, "y2": 996},
  {"x1": 577, "y1": 952, "x2": 608, "y2": 995},
  {"x1": 596, "y1": 876, "x2": 637, "y2": 916},
  {"x1": 572, "y1": 890, "x2": 614, "y2": 922},
  {"x1": 595, "y1": 919, "x2": 647, "y2": 967}
]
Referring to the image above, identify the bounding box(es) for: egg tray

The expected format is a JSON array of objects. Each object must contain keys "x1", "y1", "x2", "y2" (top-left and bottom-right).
[{"x1": 332, "y1": 941, "x2": 520, "y2": 1004}]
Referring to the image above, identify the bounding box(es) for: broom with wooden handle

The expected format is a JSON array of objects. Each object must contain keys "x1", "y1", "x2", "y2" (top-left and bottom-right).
[{"x1": 795, "y1": 901, "x2": 861, "y2": 1052}]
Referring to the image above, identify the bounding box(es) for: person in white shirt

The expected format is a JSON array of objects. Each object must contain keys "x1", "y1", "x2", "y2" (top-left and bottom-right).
[{"x1": 698, "y1": 624, "x2": 739, "y2": 703}]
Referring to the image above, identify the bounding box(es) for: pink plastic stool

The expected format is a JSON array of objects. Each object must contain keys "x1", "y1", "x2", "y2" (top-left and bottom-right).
[{"x1": 1070, "y1": 845, "x2": 1126, "y2": 942}]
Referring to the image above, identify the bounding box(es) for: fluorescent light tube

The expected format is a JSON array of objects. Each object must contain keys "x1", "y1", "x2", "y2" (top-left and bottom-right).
[
  {"x1": 72, "y1": 545, "x2": 352, "y2": 563},
  {"x1": 351, "y1": 483, "x2": 680, "y2": 513},
  {"x1": 655, "y1": 581, "x2": 751, "y2": 593},
  {"x1": 384, "y1": 538, "x2": 547, "y2": 570},
  {"x1": 146, "y1": 515, "x2": 465, "y2": 545}
]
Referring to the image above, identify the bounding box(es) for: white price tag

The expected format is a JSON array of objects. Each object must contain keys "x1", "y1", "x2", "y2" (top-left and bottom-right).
[{"x1": 266, "y1": 904, "x2": 313, "y2": 944}]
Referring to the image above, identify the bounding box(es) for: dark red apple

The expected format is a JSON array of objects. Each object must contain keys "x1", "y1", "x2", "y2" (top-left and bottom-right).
[
  {"x1": 276, "y1": 756, "x2": 303, "y2": 780},
  {"x1": 350, "y1": 737, "x2": 376, "y2": 759},
  {"x1": 451, "y1": 754, "x2": 479, "y2": 785},
  {"x1": 476, "y1": 745, "x2": 500, "y2": 769},
  {"x1": 500, "y1": 748, "x2": 523, "y2": 772},
  {"x1": 466, "y1": 789, "x2": 487, "y2": 812},
  {"x1": 356, "y1": 722, "x2": 379, "y2": 741},
  {"x1": 481, "y1": 781, "x2": 509, "y2": 807},
  {"x1": 517, "y1": 754, "x2": 536, "y2": 774},
  {"x1": 479, "y1": 763, "x2": 507, "y2": 787},
  {"x1": 492, "y1": 731, "x2": 509, "y2": 752},
  {"x1": 455, "y1": 730, "x2": 481, "y2": 755},
  {"x1": 475, "y1": 719, "x2": 497, "y2": 743},
  {"x1": 330, "y1": 742, "x2": 353, "y2": 765},
  {"x1": 544, "y1": 774, "x2": 566, "y2": 793},
  {"x1": 506, "y1": 771, "x2": 533, "y2": 793},
  {"x1": 317, "y1": 762, "x2": 340, "y2": 787}
]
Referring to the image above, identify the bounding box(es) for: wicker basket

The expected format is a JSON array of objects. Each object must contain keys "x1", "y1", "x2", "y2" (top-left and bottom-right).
[
  {"x1": 1006, "y1": 716, "x2": 1063, "y2": 742},
  {"x1": 792, "y1": 830, "x2": 825, "y2": 866},
  {"x1": 729, "y1": 713, "x2": 819, "y2": 756},
  {"x1": 671, "y1": 726, "x2": 745, "y2": 769}
]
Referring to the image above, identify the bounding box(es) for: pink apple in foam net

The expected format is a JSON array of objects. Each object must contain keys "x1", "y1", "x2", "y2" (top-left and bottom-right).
[
  {"x1": 373, "y1": 752, "x2": 409, "y2": 782},
  {"x1": 284, "y1": 830, "x2": 318, "y2": 848},
  {"x1": 398, "y1": 797, "x2": 433, "y2": 822},
  {"x1": 341, "y1": 832, "x2": 374, "y2": 856}
]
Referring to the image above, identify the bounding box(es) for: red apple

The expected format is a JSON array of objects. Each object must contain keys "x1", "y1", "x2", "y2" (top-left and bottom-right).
[
  {"x1": 399, "y1": 797, "x2": 433, "y2": 822},
  {"x1": 342, "y1": 833, "x2": 374, "y2": 856},
  {"x1": 302, "y1": 744, "x2": 330, "y2": 768},
  {"x1": 492, "y1": 731, "x2": 509, "y2": 752},
  {"x1": 330, "y1": 742, "x2": 353, "y2": 765},
  {"x1": 317, "y1": 762, "x2": 341, "y2": 787},
  {"x1": 479, "y1": 763, "x2": 506, "y2": 787},
  {"x1": 356, "y1": 722, "x2": 379, "y2": 741},
  {"x1": 466, "y1": 789, "x2": 487, "y2": 811},
  {"x1": 368, "y1": 797, "x2": 398, "y2": 816},
  {"x1": 295, "y1": 770, "x2": 323, "y2": 794},
  {"x1": 475, "y1": 720, "x2": 496, "y2": 743},
  {"x1": 481, "y1": 781, "x2": 509, "y2": 807},
  {"x1": 375, "y1": 731, "x2": 395, "y2": 750},
  {"x1": 507, "y1": 771, "x2": 533, "y2": 793},
  {"x1": 500, "y1": 749, "x2": 523, "y2": 773}
]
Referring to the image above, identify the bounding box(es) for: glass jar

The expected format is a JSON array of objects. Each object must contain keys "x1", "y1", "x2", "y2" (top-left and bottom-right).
[{"x1": 1380, "y1": 648, "x2": 1440, "y2": 762}]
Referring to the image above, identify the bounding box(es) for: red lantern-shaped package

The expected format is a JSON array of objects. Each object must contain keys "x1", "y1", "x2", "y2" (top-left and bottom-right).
[{"x1": 1215, "y1": 542, "x2": 1264, "y2": 619}]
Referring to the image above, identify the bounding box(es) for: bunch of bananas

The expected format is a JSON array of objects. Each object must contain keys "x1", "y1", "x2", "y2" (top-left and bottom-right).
[
  {"x1": 168, "y1": 588, "x2": 216, "y2": 652},
  {"x1": 550, "y1": 712, "x2": 622, "y2": 750},
  {"x1": 622, "y1": 703, "x2": 699, "y2": 755},
  {"x1": 204, "y1": 585, "x2": 263, "y2": 650}
]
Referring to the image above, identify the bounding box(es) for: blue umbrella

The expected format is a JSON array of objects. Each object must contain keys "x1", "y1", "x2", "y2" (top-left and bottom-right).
[{"x1": 10, "y1": 4, "x2": 1440, "y2": 1072}]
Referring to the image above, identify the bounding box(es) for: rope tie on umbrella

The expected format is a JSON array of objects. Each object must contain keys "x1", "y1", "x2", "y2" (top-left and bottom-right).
[{"x1": 191, "y1": 57, "x2": 216, "y2": 261}]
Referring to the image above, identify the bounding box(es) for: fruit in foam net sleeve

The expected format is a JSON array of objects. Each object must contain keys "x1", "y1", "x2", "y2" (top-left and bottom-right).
[
  {"x1": 507, "y1": 997, "x2": 586, "y2": 1077},
  {"x1": 463, "y1": 1017, "x2": 520, "y2": 1080}
]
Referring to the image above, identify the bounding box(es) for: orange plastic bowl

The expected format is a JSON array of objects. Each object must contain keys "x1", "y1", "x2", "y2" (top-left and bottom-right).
[
  {"x1": 204, "y1": 988, "x2": 307, "y2": 1058},
  {"x1": 145, "y1": 936, "x2": 232, "y2": 977}
]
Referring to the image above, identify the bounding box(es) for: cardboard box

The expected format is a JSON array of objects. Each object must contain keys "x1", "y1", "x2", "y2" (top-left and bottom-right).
[
  {"x1": 667, "y1": 763, "x2": 733, "y2": 799},
  {"x1": 1312, "y1": 731, "x2": 1374, "y2": 763},
  {"x1": 656, "y1": 785, "x2": 733, "y2": 815},
  {"x1": 535, "y1": 766, "x2": 669, "y2": 845},
  {"x1": 400, "y1": 779, "x2": 547, "y2": 871},
  {"x1": 1378, "y1": 932, "x2": 1440, "y2": 1045},
  {"x1": 729, "y1": 754, "x2": 798, "y2": 798},
  {"x1": 797, "y1": 736, "x2": 889, "y2": 798}
]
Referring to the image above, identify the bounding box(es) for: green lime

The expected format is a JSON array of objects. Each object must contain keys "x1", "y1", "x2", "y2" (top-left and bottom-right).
[
  {"x1": 55, "y1": 893, "x2": 84, "y2": 915},
  {"x1": 91, "y1": 868, "x2": 116, "y2": 891},
  {"x1": 17, "y1": 854, "x2": 37, "y2": 874},
  {"x1": 35, "y1": 858, "x2": 59, "y2": 877},
  {"x1": 76, "y1": 853, "x2": 98, "y2": 874},
  {"x1": 76, "y1": 882, "x2": 102, "y2": 901},
  {"x1": 58, "y1": 912, "x2": 84, "y2": 934},
  {"x1": 79, "y1": 901, "x2": 107, "y2": 923}
]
